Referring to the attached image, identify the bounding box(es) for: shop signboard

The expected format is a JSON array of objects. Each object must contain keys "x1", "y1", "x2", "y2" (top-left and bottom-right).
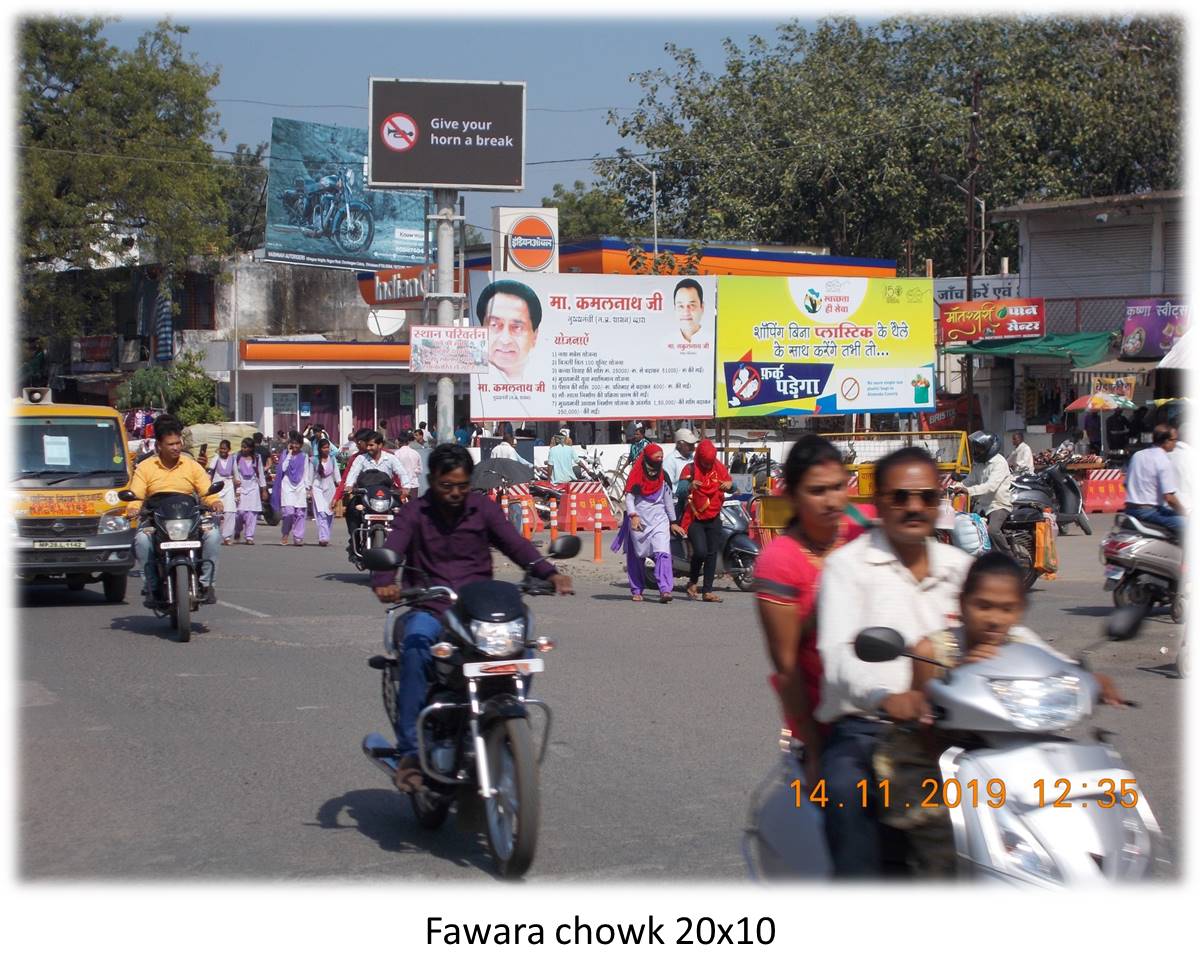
[
  {"x1": 264, "y1": 117, "x2": 428, "y2": 272},
  {"x1": 368, "y1": 79, "x2": 525, "y2": 191},
  {"x1": 715, "y1": 277, "x2": 937, "y2": 417},
  {"x1": 938, "y1": 298, "x2": 1045, "y2": 344},
  {"x1": 1121, "y1": 298, "x2": 1188, "y2": 359},
  {"x1": 934, "y1": 274, "x2": 1020, "y2": 306},
  {"x1": 409, "y1": 326, "x2": 489, "y2": 375},
  {"x1": 467, "y1": 272, "x2": 717, "y2": 421},
  {"x1": 1090, "y1": 375, "x2": 1137, "y2": 401}
]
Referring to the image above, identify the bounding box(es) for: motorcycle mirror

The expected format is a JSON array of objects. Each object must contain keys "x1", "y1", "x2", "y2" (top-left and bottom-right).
[
  {"x1": 547, "y1": 535, "x2": 582, "y2": 560},
  {"x1": 854, "y1": 627, "x2": 907, "y2": 663},
  {"x1": 361, "y1": 548, "x2": 402, "y2": 572},
  {"x1": 116, "y1": 489, "x2": 138, "y2": 502},
  {"x1": 1107, "y1": 602, "x2": 1150, "y2": 641},
  {"x1": 208, "y1": 481, "x2": 225, "y2": 495}
]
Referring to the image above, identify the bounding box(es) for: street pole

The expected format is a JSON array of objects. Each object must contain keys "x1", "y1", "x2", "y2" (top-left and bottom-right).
[
  {"x1": 620, "y1": 150, "x2": 658, "y2": 266},
  {"x1": 434, "y1": 188, "x2": 457, "y2": 445},
  {"x1": 232, "y1": 262, "x2": 239, "y2": 421},
  {"x1": 964, "y1": 70, "x2": 981, "y2": 435}
]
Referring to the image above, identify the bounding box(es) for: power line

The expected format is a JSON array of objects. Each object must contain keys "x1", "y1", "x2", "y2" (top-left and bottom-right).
[{"x1": 214, "y1": 98, "x2": 638, "y2": 114}]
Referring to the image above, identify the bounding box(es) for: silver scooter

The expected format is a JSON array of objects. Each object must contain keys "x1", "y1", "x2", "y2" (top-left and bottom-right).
[
  {"x1": 1101, "y1": 513, "x2": 1183, "y2": 622},
  {"x1": 744, "y1": 609, "x2": 1164, "y2": 885}
]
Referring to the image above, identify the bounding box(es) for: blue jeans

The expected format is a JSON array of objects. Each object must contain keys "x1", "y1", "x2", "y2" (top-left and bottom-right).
[
  {"x1": 1125, "y1": 504, "x2": 1185, "y2": 538},
  {"x1": 134, "y1": 525, "x2": 221, "y2": 592},
  {"x1": 820, "y1": 717, "x2": 897, "y2": 878},
  {"x1": 394, "y1": 610, "x2": 443, "y2": 756}
]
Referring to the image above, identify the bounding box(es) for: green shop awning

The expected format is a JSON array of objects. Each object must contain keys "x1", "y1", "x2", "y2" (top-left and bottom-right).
[{"x1": 942, "y1": 331, "x2": 1115, "y2": 368}]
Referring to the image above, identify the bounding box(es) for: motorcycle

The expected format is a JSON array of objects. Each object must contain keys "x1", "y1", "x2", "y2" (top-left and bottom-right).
[
  {"x1": 358, "y1": 535, "x2": 581, "y2": 878},
  {"x1": 118, "y1": 482, "x2": 224, "y2": 643},
  {"x1": 647, "y1": 496, "x2": 760, "y2": 592},
  {"x1": 1013, "y1": 461, "x2": 1092, "y2": 536},
  {"x1": 950, "y1": 482, "x2": 1050, "y2": 591},
  {"x1": 1100, "y1": 512, "x2": 1183, "y2": 622},
  {"x1": 347, "y1": 471, "x2": 404, "y2": 570},
  {"x1": 744, "y1": 607, "x2": 1164, "y2": 884},
  {"x1": 279, "y1": 166, "x2": 375, "y2": 254},
  {"x1": 576, "y1": 450, "x2": 629, "y2": 517}
]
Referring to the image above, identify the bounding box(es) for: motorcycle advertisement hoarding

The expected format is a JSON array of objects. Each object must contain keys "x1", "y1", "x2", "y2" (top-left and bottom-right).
[
  {"x1": 264, "y1": 117, "x2": 428, "y2": 272},
  {"x1": 409, "y1": 326, "x2": 489, "y2": 375},
  {"x1": 1121, "y1": 298, "x2": 1189, "y2": 359},
  {"x1": 368, "y1": 78, "x2": 525, "y2": 191},
  {"x1": 715, "y1": 277, "x2": 937, "y2": 417},
  {"x1": 938, "y1": 297, "x2": 1046, "y2": 344},
  {"x1": 467, "y1": 272, "x2": 717, "y2": 421}
]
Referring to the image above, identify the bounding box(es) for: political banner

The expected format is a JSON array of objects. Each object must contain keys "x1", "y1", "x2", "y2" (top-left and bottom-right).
[
  {"x1": 715, "y1": 277, "x2": 937, "y2": 417},
  {"x1": 938, "y1": 297, "x2": 1045, "y2": 344},
  {"x1": 410, "y1": 326, "x2": 488, "y2": 375},
  {"x1": 467, "y1": 272, "x2": 717, "y2": 421},
  {"x1": 265, "y1": 117, "x2": 428, "y2": 272},
  {"x1": 1121, "y1": 298, "x2": 1189, "y2": 360}
]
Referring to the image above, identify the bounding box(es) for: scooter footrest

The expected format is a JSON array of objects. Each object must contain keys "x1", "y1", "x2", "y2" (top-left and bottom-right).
[{"x1": 367, "y1": 655, "x2": 397, "y2": 670}]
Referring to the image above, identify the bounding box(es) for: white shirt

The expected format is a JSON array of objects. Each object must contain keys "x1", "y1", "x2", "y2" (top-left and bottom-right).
[
  {"x1": 277, "y1": 452, "x2": 313, "y2": 508},
  {"x1": 663, "y1": 447, "x2": 693, "y2": 489},
  {"x1": 393, "y1": 444, "x2": 422, "y2": 489},
  {"x1": 1171, "y1": 441, "x2": 1193, "y2": 511},
  {"x1": 344, "y1": 451, "x2": 403, "y2": 489},
  {"x1": 490, "y1": 441, "x2": 520, "y2": 461},
  {"x1": 1007, "y1": 441, "x2": 1034, "y2": 475},
  {"x1": 963, "y1": 454, "x2": 1014, "y2": 514},
  {"x1": 816, "y1": 529, "x2": 973, "y2": 724},
  {"x1": 1125, "y1": 445, "x2": 1179, "y2": 506},
  {"x1": 310, "y1": 455, "x2": 341, "y2": 515}
]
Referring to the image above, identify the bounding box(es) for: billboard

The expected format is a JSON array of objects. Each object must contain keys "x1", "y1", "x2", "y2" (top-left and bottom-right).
[
  {"x1": 715, "y1": 277, "x2": 937, "y2": 417},
  {"x1": 467, "y1": 272, "x2": 717, "y2": 421},
  {"x1": 1091, "y1": 375, "x2": 1137, "y2": 401},
  {"x1": 938, "y1": 298, "x2": 1045, "y2": 344},
  {"x1": 369, "y1": 79, "x2": 525, "y2": 191},
  {"x1": 265, "y1": 117, "x2": 428, "y2": 272},
  {"x1": 1121, "y1": 298, "x2": 1189, "y2": 360},
  {"x1": 410, "y1": 326, "x2": 488, "y2": 375}
]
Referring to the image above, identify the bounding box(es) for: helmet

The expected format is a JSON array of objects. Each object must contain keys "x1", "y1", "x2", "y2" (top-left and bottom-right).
[{"x1": 968, "y1": 430, "x2": 1001, "y2": 464}]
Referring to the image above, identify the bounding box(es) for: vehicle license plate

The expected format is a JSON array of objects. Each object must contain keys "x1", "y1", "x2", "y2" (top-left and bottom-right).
[
  {"x1": 463, "y1": 658, "x2": 544, "y2": 678},
  {"x1": 33, "y1": 540, "x2": 85, "y2": 550},
  {"x1": 160, "y1": 540, "x2": 201, "y2": 550},
  {"x1": 1105, "y1": 564, "x2": 1125, "y2": 580},
  {"x1": 364, "y1": 514, "x2": 392, "y2": 522}
]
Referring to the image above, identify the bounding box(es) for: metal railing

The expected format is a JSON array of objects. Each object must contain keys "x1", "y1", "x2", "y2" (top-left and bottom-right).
[{"x1": 1043, "y1": 295, "x2": 1183, "y2": 335}]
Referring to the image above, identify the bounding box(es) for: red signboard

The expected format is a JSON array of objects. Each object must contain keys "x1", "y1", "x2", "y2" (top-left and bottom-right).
[{"x1": 938, "y1": 298, "x2": 1045, "y2": 344}]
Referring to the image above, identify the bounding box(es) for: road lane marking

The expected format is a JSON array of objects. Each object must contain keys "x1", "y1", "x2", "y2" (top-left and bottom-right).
[{"x1": 217, "y1": 600, "x2": 271, "y2": 618}]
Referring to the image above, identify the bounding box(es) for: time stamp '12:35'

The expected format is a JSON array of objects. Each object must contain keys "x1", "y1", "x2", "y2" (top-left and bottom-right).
[{"x1": 792, "y1": 778, "x2": 1141, "y2": 810}]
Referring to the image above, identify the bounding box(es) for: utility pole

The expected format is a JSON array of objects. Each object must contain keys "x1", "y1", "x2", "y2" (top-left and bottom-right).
[
  {"x1": 432, "y1": 189, "x2": 461, "y2": 445},
  {"x1": 964, "y1": 70, "x2": 981, "y2": 434}
]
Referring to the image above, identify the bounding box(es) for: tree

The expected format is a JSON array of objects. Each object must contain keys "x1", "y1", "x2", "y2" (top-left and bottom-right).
[
  {"x1": 220, "y1": 142, "x2": 269, "y2": 252},
  {"x1": 19, "y1": 16, "x2": 232, "y2": 338},
  {"x1": 600, "y1": 16, "x2": 1182, "y2": 273},
  {"x1": 116, "y1": 350, "x2": 223, "y2": 426},
  {"x1": 541, "y1": 180, "x2": 630, "y2": 240}
]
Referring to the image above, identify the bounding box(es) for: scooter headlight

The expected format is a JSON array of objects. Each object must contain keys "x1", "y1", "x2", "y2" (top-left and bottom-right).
[
  {"x1": 987, "y1": 673, "x2": 1086, "y2": 732},
  {"x1": 986, "y1": 806, "x2": 1064, "y2": 884},
  {"x1": 164, "y1": 519, "x2": 193, "y2": 541},
  {"x1": 470, "y1": 620, "x2": 525, "y2": 658}
]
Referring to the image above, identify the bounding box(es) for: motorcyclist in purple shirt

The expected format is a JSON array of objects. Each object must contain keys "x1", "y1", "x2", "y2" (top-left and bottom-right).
[{"x1": 372, "y1": 444, "x2": 574, "y2": 790}]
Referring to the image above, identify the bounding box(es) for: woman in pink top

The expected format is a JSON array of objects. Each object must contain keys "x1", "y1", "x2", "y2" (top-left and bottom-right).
[{"x1": 754, "y1": 435, "x2": 871, "y2": 787}]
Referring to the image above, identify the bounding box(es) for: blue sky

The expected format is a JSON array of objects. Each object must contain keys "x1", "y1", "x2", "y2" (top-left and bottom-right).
[{"x1": 99, "y1": 15, "x2": 814, "y2": 237}]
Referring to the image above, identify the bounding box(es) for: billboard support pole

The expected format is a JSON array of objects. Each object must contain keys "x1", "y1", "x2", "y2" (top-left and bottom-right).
[{"x1": 434, "y1": 188, "x2": 459, "y2": 444}]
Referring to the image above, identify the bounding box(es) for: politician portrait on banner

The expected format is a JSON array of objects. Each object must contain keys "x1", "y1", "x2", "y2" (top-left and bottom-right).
[
  {"x1": 468, "y1": 272, "x2": 717, "y2": 421},
  {"x1": 715, "y1": 277, "x2": 937, "y2": 416}
]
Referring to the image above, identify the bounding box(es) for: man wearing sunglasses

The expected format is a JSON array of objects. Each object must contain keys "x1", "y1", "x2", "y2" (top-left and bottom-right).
[{"x1": 814, "y1": 446, "x2": 973, "y2": 877}]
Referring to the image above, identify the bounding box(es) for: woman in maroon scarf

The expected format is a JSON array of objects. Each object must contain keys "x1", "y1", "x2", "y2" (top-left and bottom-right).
[
  {"x1": 679, "y1": 438, "x2": 734, "y2": 601},
  {"x1": 611, "y1": 443, "x2": 681, "y2": 602}
]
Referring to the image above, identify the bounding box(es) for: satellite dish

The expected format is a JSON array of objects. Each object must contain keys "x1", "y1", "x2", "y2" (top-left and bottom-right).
[{"x1": 368, "y1": 309, "x2": 404, "y2": 338}]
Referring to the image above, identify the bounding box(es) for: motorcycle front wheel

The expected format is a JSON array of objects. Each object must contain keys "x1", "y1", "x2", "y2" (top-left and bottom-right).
[
  {"x1": 484, "y1": 718, "x2": 539, "y2": 878},
  {"x1": 173, "y1": 564, "x2": 191, "y2": 643},
  {"x1": 370, "y1": 526, "x2": 387, "y2": 550},
  {"x1": 334, "y1": 204, "x2": 374, "y2": 253},
  {"x1": 728, "y1": 552, "x2": 757, "y2": 592}
]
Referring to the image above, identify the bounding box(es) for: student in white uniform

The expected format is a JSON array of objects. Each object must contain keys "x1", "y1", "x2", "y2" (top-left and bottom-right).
[
  {"x1": 311, "y1": 438, "x2": 341, "y2": 547},
  {"x1": 272, "y1": 434, "x2": 314, "y2": 546},
  {"x1": 234, "y1": 437, "x2": 268, "y2": 544},
  {"x1": 206, "y1": 439, "x2": 239, "y2": 544}
]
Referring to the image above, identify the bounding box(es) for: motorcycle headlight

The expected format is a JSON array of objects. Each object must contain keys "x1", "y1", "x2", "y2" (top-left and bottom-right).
[
  {"x1": 368, "y1": 495, "x2": 390, "y2": 513},
  {"x1": 987, "y1": 673, "x2": 1085, "y2": 732},
  {"x1": 984, "y1": 806, "x2": 1063, "y2": 885},
  {"x1": 99, "y1": 511, "x2": 130, "y2": 534},
  {"x1": 164, "y1": 519, "x2": 193, "y2": 541},
  {"x1": 470, "y1": 620, "x2": 525, "y2": 658}
]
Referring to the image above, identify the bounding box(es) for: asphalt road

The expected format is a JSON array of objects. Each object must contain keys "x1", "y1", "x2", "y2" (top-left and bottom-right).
[{"x1": 18, "y1": 513, "x2": 1184, "y2": 881}]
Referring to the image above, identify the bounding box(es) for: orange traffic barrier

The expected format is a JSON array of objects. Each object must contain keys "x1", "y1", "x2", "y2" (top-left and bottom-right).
[
  {"x1": 549, "y1": 496, "x2": 559, "y2": 543},
  {"x1": 593, "y1": 501, "x2": 603, "y2": 563},
  {"x1": 520, "y1": 500, "x2": 532, "y2": 540},
  {"x1": 569, "y1": 493, "x2": 578, "y2": 534}
]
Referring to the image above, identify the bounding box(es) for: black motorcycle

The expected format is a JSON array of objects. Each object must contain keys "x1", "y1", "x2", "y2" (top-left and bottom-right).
[
  {"x1": 279, "y1": 166, "x2": 375, "y2": 254},
  {"x1": 118, "y1": 482, "x2": 223, "y2": 643},
  {"x1": 347, "y1": 470, "x2": 403, "y2": 570},
  {"x1": 359, "y1": 535, "x2": 581, "y2": 878}
]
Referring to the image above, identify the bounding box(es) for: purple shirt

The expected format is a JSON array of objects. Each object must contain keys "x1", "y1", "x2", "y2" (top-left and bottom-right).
[{"x1": 370, "y1": 491, "x2": 557, "y2": 613}]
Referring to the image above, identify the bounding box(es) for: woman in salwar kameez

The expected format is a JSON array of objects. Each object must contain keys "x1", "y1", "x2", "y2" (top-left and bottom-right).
[{"x1": 611, "y1": 443, "x2": 683, "y2": 603}]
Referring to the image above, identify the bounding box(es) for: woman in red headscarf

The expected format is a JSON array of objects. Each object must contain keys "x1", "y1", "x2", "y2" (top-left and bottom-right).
[
  {"x1": 611, "y1": 443, "x2": 680, "y2": 602},
  {"x1": 679, "y1": 438, "x2": 733, "y2": 601}
]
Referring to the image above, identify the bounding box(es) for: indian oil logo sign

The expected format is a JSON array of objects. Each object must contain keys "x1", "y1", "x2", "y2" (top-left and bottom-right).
[{"x1": 506, "y1": 214, "x2": 556, "y2": 272}]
